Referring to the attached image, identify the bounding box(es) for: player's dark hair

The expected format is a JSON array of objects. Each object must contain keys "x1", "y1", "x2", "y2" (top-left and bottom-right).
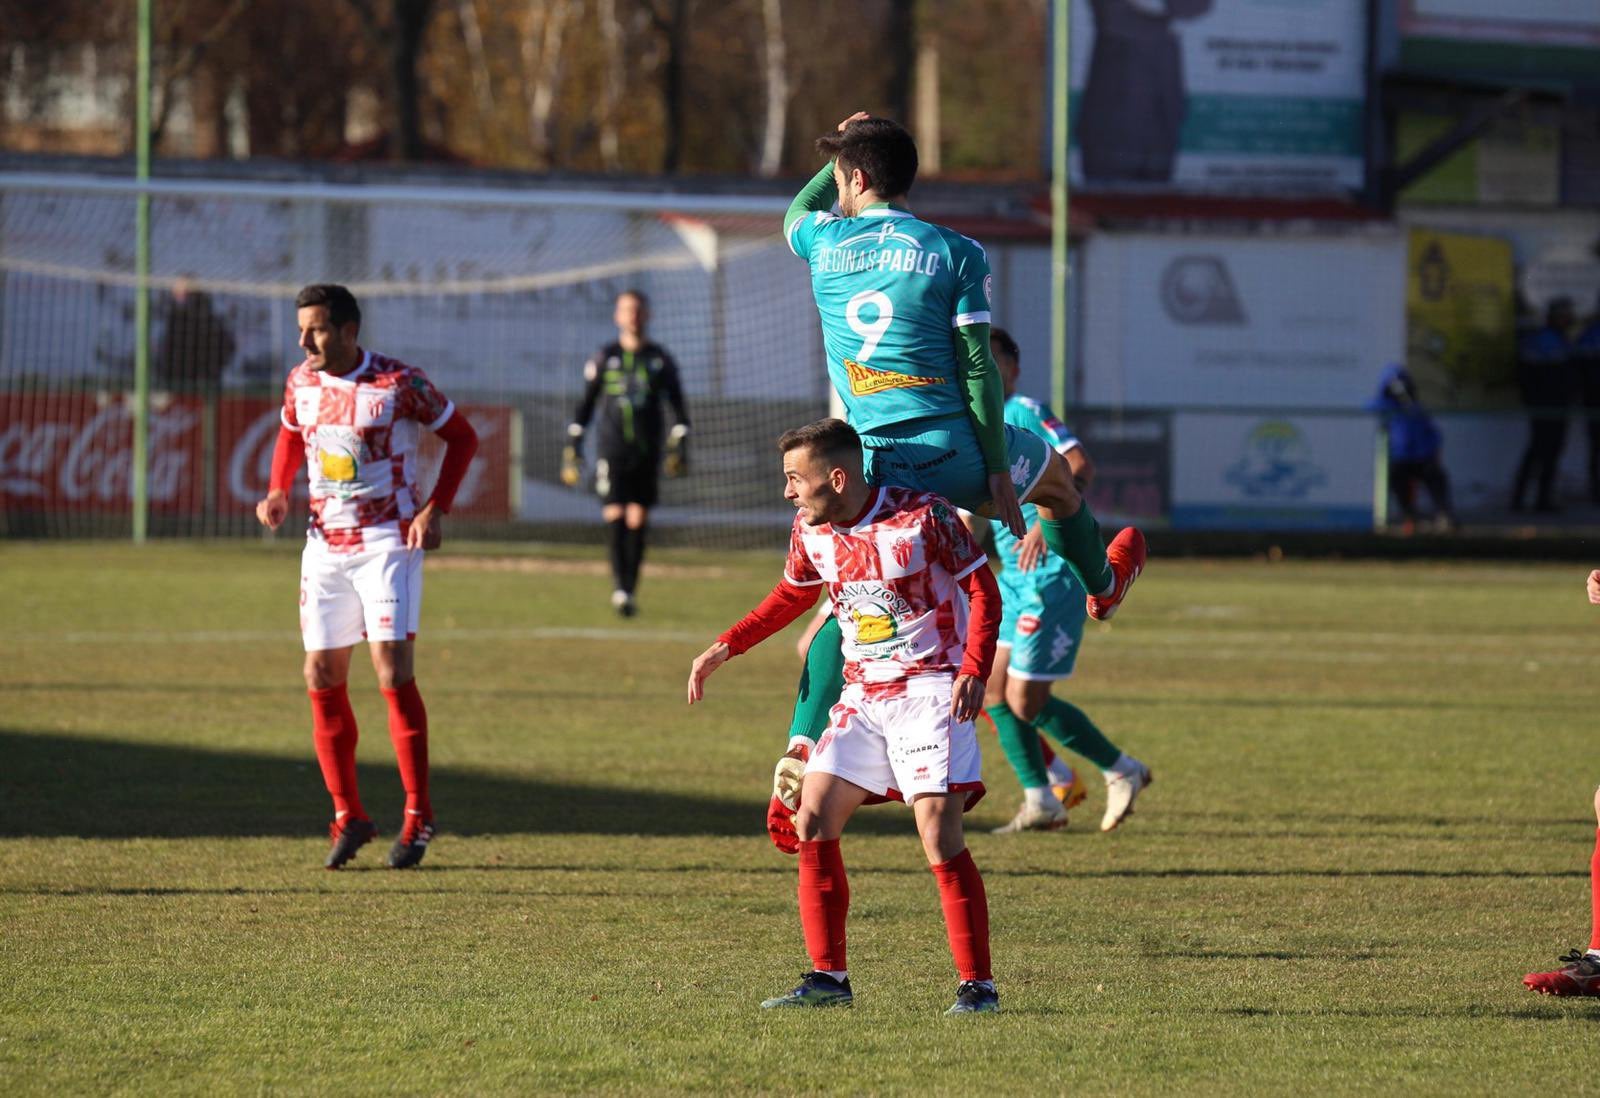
[
  {"x1": 618, "y1": 288, "x2": 650, "y2": 309},
  {"x1": 990, "y1": 326, "x2": 1020, "y2": 364},
  {"x1": 779, "y1": 418, "x2": 862, "y2": 472},
  {"x1": 815, "y1": 117, "x2": 918, "y2": 199},
  {"x1": 295, "y1": 284, "x2": 361, "y2": 330}
]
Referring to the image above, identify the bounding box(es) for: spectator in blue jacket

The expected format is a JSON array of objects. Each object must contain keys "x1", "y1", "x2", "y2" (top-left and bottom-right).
[{"x1": 1368, "y1": 364, "x2": 1455, "y2": 534}]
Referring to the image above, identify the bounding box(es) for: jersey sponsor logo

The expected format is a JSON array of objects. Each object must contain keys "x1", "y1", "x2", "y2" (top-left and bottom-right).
[
  {"x1": 318, "y1": 445, "x2": 358, "y2": 483},
  {"x1": 836, "y1": 581, "x2": 915, "y2": 648},
  {"x1": 1017, "y1": 613, "x2": 1041, "y2": 636},
  {"x1": 846, "y1": 360, "x2": 948, "y2": 397}
]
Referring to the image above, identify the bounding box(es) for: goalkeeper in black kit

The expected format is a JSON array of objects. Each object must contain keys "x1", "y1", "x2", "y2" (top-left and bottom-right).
[{"x1": 563, "y1": 289, "x2": 691, "y2": 617}]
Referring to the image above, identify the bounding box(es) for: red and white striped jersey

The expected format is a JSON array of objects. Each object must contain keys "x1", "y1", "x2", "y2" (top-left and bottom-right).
[
  {"x1": 784, "y1": 485, "x2": 988, "y2": 692},
  {"x1": 280, "y1": 349, "x2": 454, "y2": 553}
]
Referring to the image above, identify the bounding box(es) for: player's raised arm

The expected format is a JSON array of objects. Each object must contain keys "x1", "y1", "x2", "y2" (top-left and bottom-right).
[{"x1": 687, "y1": 578, "x2": 821, "y2": 704}]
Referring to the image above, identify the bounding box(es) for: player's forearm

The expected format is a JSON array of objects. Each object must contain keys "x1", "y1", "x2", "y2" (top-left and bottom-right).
[
  {"x1": 956, "y1": 564, "x2": 1001, "y2": 681},
  {"x1": 427, "y1": 412, "x2": 479, "y2": 513},
  {"x1": 719, "y1": 579, "x2": 820, "y2": 656},
  {"x1": 784, "y1": 161, "x2": 838, "y2": 235},
  {"x1": 269, "y1": 425, "x2": 304, "y2": 493},
  {"x1": 954, "y1": 324, "x2": 1009, "y2": 475}
]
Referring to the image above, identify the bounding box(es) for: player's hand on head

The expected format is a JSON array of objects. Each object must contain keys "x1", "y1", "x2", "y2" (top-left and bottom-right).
[
  {"x1": 837, "y1": 111, "x2": 871, "y2": 132},
  {"x1": 1588, "y1": 569, "x2": 1600, "y2": 604},
  {"x1": 951, "y1": 675, "x2": 984, "y2": 723},
  {"x1": 687, "y1": 641, "x2": 731, "y2": 704},
  {"x1": 987, "y1": 472, "x2": 1026, "y2": 539}
]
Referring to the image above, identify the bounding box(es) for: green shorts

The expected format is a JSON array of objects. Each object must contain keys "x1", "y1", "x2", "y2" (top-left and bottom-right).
[
  {"x1": 859, "y1": 414, "x2": 1050, "y2": 512},
  {"x1": 997, "y1": 567, "x2": 1086, "y2": 681}
]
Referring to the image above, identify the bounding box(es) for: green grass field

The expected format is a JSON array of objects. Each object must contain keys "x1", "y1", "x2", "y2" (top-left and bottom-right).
[{"x1": 2, "y1": 542, "x2": 1597, "y2": 1095}]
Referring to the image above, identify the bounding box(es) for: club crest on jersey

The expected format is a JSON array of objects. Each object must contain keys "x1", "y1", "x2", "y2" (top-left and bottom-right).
[
  {"x1": 845, "y1": 360, "x2": 948, "y2": 397},
  {"x1": 874, "y1": 529, "x2": 926, "y2": 578}
]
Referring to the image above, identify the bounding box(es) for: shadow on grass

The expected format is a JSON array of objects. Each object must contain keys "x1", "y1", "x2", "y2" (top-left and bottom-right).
[{"x1": 0, "y1": 729, "x2": 909, "y2": 841}]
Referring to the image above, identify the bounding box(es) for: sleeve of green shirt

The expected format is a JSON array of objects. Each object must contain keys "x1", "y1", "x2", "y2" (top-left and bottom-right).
[
  {"x1": 954, "y1": 323, "x2": 1009, "y2": 475},
  {"x1": 784, "y1": 161, "x2": 838, "y2": 247}
]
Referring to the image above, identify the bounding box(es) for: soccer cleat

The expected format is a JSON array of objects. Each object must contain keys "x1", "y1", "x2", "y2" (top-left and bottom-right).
[
  {"x1": 1523, "y1": 950, "x2": 1600, "y2": 996},
  {"x1": 1101, "y1": 760, "x2": 1152, "y2": 832},
  {"x1": 991, "y1": 799, "x2": 1068, "y2": 834},
  {"x1": 759, "y1": 971, "x2": 854, "y2": 1009},
  {"x1": 387, "y1": 814, "x2": 436, "y2": 869},
  {"x1": 324, "y1": 816, "x2": 378, "y2": 870},
  {"x1": 945, "y1": 981, "x2": 1000, "y2": 1015},
  {"x1": 1086, "y1": 526, "x2": 1147, "y2": 622},
  {"x1": 1052, "y1": 771, "x2": 1088, "y2": 812}
]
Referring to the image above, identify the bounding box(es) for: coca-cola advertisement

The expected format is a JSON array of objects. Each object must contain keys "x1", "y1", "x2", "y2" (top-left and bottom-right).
[{"x1": 1, "y1": 393, "x2": 515, "y2": 522}]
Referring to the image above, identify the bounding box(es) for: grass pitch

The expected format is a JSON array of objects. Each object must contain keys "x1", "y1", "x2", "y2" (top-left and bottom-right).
[{"x1": 2, "y1": 542, "x2": 1597, "y2": 1095}]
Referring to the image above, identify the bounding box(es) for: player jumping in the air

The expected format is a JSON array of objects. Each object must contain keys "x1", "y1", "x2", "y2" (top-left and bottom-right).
[
  {"x1": 770, "y1": 113, "x2": 1145, "y2": 850},
  {"x1": 1520, "y1": 569, "x2": 1600, "y2": 996},
  {"x1": 688, "y1": 419, "x2": 1003, "y2": 1015},
  {"x1": 971, "y1": 328, "x2": 1152, "y2": 834},
  {"x1": 256, "y1": 284, "x2": 478, "y2": 870}
]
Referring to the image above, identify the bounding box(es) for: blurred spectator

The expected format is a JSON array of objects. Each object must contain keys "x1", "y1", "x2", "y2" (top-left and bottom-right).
[
  {"x1": 1367, "y1": 364, "x2": 1454, "y2": 534},
  {"x1": 1574, "y1": 295, "x2": 1600, "y2": 503},
  {"x1": 1511, "y1": 296, "x2": 1575, "y2": 513},
  {"x1": 154, "y1": 276, "x2": 235, "y2": 393}
]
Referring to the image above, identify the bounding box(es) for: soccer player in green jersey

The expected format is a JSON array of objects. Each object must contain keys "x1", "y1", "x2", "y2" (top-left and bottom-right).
[
  {"x1": 767, "y1": 115, "x2": 1145, "y2": 848},
  {"x1": 977, "y1": 328, "x2": 1152, "y2": 835}
]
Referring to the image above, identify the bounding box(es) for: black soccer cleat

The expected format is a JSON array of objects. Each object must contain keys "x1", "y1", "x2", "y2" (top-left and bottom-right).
[
  {"x1": 324, "y1": 816, "x2": 378, "y2": 870},
  {"x1": 387, "y1": 815, "x2": 436, "y2": 869}
]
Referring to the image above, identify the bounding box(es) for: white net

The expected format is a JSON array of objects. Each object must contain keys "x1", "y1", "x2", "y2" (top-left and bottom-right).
[{"x1": 0, "y1": 174, "x2": 831, "y2": 544}]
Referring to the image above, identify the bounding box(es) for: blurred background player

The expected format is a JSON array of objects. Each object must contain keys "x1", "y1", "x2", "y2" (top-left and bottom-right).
[
  {"x1": 562, "y1": 289, "x2": 690, "y2": 617},
  {"x1": 1511, "y1": 296, "x2": 1575, "y2": 514},
  {"x1": 1367, "y1": 364, "x2": 1455, "y2": 535},
  {"x1": 972, "y1": 328, "x2": 1151, "y2": 834},
  {"x1": 775, "y1": 113, "x2": 1145, "y2": 816},
  {"x1": 256, "y1": 283, "x2": 478, "y2": 870},
  {"x1": 687, "y1": 419, "x2": 1003, "y2": 1015},
  {"x1": 1521, "y1": 566, "x2": 1600, "y2": 998}
]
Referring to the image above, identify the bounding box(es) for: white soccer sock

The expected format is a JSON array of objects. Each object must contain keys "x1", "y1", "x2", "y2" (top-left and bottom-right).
[
  {"x1": 1023, "y1": 786, "x2": 1062, "y2": 811},
  {"x1": 1587, "y1": 949, "x2": 1600, "y2": 961},
  {"x1": 1046, "y1": 758, "x2": 1075, "y2": 786},
  {"x1": 1103, "y1": 752, "x2": 1139, "y2": 778},
  {"x1": 819, "y1": 969, "x2": 848, "y2": 983}
]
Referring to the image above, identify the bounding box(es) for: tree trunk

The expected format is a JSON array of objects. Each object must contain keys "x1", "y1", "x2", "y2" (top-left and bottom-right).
[
  {"x1": 522, "y1": 0, "x2": 578, "y2": 170},
  {"x1": 756, "y1": 0, "x2": 787, "y2": 177},
  {"x1": 884, "y1": 0, "x2": 915, "y2": 125},
  {"x1": 390, "y1": 0, "x2": 434, "y2": 160},
  {"x1": 597, "y1": 0, "x2": 623, "y2": 170}
]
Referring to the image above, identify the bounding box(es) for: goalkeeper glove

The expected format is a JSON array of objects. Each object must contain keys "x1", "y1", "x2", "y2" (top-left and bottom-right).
[
  {"x1": 767, "y1": 737, "x2": 811, "y2": 855},
  {"x1": 664, "y1": 423, "x2": 689, "y2": 478},
  {"x1": 560, "y1": 424, "x2": 584, "y2": 487},
  {"x1": 766, "y1": 796, "x2": 799, "y2": 855}
]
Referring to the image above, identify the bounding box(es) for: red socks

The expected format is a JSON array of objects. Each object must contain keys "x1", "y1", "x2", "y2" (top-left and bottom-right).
[
  {"x1": 381, "y1": 680, "x2": 432, "y2": 820},
  {"x1": 1589, "y1": 828, "x2": 1600, "y2": 952},
  {"x1": 797, "y1": 838, "x2": 850, "y2": 972},
  {"x1": 931, "y1": 848, "x2": 992, "y2": 982},
  {"x1": 307, "y1": 684, "x2": 364, "y2": 820}
]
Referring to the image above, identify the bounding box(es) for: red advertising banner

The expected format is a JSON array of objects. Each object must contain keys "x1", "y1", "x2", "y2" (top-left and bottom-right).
[{"x1": 2, "y1": 393, "x2": 515, "y2": 521}]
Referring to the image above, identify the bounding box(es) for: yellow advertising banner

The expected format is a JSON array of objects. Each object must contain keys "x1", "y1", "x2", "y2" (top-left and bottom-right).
[{"x1": 1406, "y1": 229, "x2": 1515, "y2": 407}]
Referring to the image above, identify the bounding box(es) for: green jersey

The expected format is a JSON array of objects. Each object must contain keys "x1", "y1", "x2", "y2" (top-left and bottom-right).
[{"x1": 786, "y1": 206, "x2": 994, "y2": 433}]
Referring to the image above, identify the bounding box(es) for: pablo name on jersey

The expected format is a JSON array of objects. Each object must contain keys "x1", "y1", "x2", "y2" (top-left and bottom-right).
[{"x1": 813, "y1": 246, "x2": 942, "y2": 277}]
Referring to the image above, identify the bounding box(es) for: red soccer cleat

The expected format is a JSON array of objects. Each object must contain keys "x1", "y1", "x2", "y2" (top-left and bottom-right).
[
  {"x1": 1086, "y1": 527, "x2": 1147, "y2": 622},
  {"x1": 1523, "y1": 950, "x2": 1600, "y2": 996}
]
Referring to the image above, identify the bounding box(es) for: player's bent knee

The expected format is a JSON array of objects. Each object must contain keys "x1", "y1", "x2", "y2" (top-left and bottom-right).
[{"x1": 1027, "y1": 452, "x2": 1081, "y2": 516}]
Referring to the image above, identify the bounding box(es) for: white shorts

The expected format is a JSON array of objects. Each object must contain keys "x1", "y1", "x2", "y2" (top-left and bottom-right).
[
  {"x1": 299, "y1": 536, "x2": 424, "y2": 651},
  {"x1": 807, "y1": 678, "x2": 986, "y2": 809}
]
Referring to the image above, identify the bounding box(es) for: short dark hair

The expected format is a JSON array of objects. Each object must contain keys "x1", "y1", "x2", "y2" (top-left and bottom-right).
[
  {"x1": 618, "y1": 288, "x2": 650, "y2": 309},
  {"x1": 295, "y1": 284, "x2": 361, "y2": 330},
  {"x1": 990, "y1": 326, "x2": 1019, "y2": 364},
  {"x1": 779, "y1": 418, "x2": 862, "y2": 472},
  {"x1": 816, "y1": 117, "x2": 918, "y2": 199}
]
